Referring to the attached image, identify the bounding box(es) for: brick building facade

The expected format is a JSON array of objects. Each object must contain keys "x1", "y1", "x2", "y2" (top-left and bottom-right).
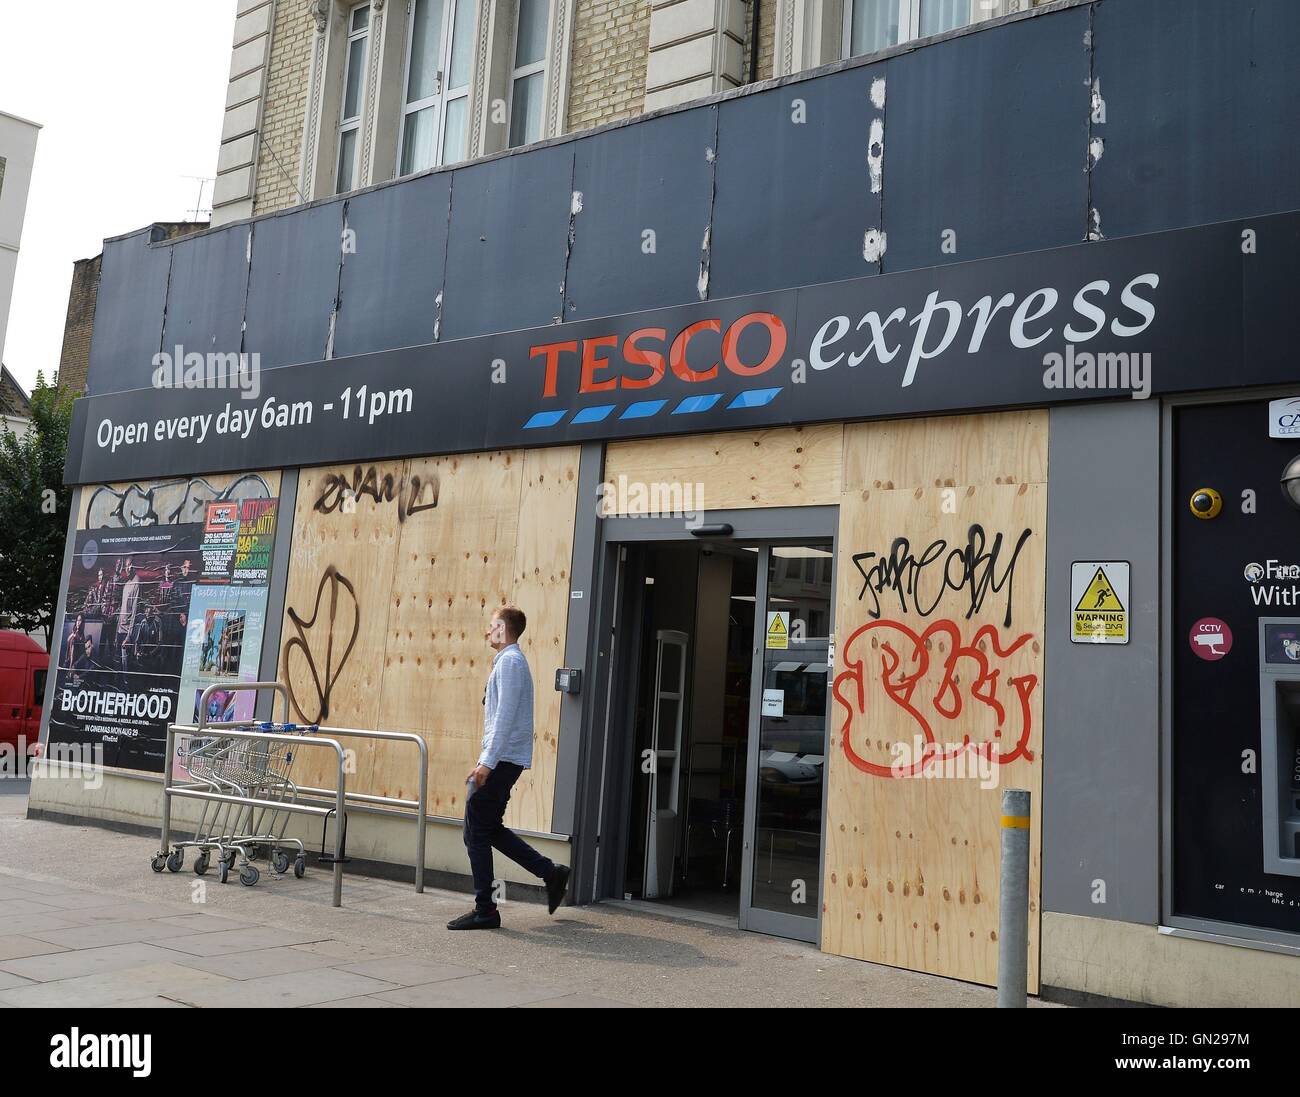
[
  {"x1": 212, "y1": 0, "x2": 1050, "y2": 224},
  {"x1": 55, "y1": 223, "x2": 205, "y2": 398}
]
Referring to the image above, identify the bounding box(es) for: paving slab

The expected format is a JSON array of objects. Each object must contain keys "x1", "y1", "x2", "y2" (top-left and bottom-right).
[
  {"x1": 0, "y1": 970, "x2": 36, "y2": 992},
  {"x1": 517, "y1": 994, "x2": 637, "y2": 1008},
  {"x1": 372, "y1": 972, "x2": 567, "y2": 1008},
  {"x1": 26, "y1": 919, "x2": 225, "y2": 950},
  {"x1": 53, "y1": 900, "x2": 199, "y2": 925},
  {"x1": 23, "y1": 891, "x2": 176, "y2": 913},
  {"x1": 0, "y1": 934, "x2": 69, "y2": 961},
  {"x1": 333, "y1": 956, "x2": 478, "y2": 986},
  {"x1": 306, "y1": 995, "x2": 408, "y2": 1008},
  {"x1": 117, "y1": 996, "x2": 193, "y2": 1008},
  {"x1": 153, "y1": 913, "x2": 256, "y2": 933},
  {"x1": 168, "y1": 966, "x2": 401, "y2": 1008},
  {"x1": 0, "y1": 962, "x2": 235, "y2": 1008},
  {"x1": 0, "y1": 941, "x2": 182, "y2": 984},
  {"x1": 0, "y1": 877, "x2": 84, "y2": 898},
  {"x1": 0, "y1": 898, "x2": 63, "y2": 917},
  {"x1": 0, "y1": 913, "x2": 85, "y2": 935},
  {"x1": 289, "y1": 939, "x2": 400, "y2": 962},
  {"x1": 169, "y1": 945, "x2": 348, "y2": 980},
  {"x1": 154, "y1": 926, "x2": 331, "y2": 957}
]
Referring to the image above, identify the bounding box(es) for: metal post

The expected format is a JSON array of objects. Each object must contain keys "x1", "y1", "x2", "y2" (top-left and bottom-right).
[
  {"x1": 160, "y1": 724, "x2": 175, "y2": 856},
  {"x1": 415, "y1": 741, "x2": 428, "y2": 894},
  {"x1": 997, "y1": 788, "x2": 1031, "y2": 1008},
  {"x1": 333, "y1": 752, "x2": 346, "y2": 908}
]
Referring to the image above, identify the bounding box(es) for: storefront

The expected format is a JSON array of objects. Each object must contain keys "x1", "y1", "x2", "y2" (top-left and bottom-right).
[{"x1": 33, "y1": 0, "x2": 1300, "y2": 1004}]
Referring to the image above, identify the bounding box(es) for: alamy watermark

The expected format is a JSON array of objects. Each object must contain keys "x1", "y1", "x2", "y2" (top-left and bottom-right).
[
  {"x1": 152, "y1": 345, "x2": 260, "y2": 400},
  {"x1": 597, "y1": 476, "x2": 706, "y2": 530},
  {"x1": 890, "y1": 735, "x2": 1000, "y2": 789},
  {"x1": 1042, "y1": 344, "x2": 1151, "y2": 399},
  {"x1": 7, "y1": 739, "x2": 105, "y2": 790}
]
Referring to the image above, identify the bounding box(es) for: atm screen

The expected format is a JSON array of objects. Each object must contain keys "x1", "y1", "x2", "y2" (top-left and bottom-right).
[{"x1": 1263, "y1": 623, "x2": 1300, "y2": 665}]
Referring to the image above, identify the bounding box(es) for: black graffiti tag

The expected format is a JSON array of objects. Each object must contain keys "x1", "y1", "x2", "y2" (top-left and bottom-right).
[
  {"x1": 313, "y1": 465, "x2": 439, "y2": 523},
  {"x1": 282, "y1": 565, "x2": 360, "y2": 725},
  {"x1": 851, "y1": 524, "x2": 1033, "y2": 629}
]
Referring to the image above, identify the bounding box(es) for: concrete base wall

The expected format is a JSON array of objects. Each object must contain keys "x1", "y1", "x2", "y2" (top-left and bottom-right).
[
  {"x1": 1043, "y1": 911, "x2": 1300, "y2": 1007},
  {"x1": 25, "y1": 764, "x2": 570, "y2": 903}
]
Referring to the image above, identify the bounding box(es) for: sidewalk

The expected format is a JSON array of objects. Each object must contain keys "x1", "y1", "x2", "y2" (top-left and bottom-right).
[{"x1": 0, "y1": 791, "x2": 1056, "y2": 1008}]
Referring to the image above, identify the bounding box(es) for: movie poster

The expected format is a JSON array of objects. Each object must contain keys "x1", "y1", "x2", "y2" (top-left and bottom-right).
[
  {"x1": 180, "y1": 499, "x2": 278, "y2": 734},
  {"x1": 178, "y1": 583, "x2": 269, "y2": 728},
  {"x1": 49, "y1": 527, "x2": 204, "y2": 771},
  {"x1": 49, "y1": 494, "x2": 281, "y2": 774}
]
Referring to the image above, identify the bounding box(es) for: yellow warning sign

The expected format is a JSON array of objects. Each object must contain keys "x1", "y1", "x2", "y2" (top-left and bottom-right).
[
  {"x1": 1072, "y1": 565, "x2": 1128, "y2": 642},
  {"x1": 766, "y1": 611, "x2": 789, "y2": 649}
]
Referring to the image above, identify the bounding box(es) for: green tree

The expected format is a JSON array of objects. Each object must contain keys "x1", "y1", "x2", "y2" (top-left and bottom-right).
[{"x1": 0, "y1": 372, "x2": 74, "y2": 647}]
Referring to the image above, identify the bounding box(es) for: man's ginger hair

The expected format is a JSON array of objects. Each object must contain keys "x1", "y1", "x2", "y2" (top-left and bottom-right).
[{"x1": 495, "y1": 605, "x2": 527, "y2": 641}]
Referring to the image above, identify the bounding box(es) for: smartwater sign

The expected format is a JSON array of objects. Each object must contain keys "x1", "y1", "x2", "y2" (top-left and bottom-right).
[
  {"x1": 1070, "y1": 561, "x2": 1130, "y2": 644},
  {"x1": 65, "y1": 212, "x2": 1300, "y2": 484}
]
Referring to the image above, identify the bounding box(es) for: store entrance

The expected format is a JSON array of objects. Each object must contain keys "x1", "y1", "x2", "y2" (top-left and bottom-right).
[{"x1": 598, "y1": 537, "x2": 834, "y2": 943}]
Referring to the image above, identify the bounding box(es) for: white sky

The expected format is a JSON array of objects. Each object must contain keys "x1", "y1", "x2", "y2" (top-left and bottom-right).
[{"x1": 0, "y1": 0, "x2": 237, "y2": 394}]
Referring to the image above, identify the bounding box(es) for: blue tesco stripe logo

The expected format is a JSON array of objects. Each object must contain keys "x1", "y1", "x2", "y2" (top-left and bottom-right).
[{"x1": 522, "y1": 387, "x2": 782, "y2": 430}]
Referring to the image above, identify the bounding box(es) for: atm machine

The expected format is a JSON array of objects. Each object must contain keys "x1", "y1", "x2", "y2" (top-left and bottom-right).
[{"x1": 1259, "y1": 618, "x2": 1300, "y2": 875}]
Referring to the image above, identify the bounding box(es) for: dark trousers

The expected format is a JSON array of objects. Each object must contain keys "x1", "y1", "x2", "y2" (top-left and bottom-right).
[{"x1": 464, "y1": 761, "x2": 554, "y2": 911}]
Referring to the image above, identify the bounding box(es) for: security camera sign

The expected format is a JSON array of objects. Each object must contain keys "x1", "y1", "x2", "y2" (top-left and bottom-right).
[
  {"x1": 1189, "y1": 617, "x2": 1233, "y2": 661},
  {"x1": 1071, "y1": 561, "x2": 1130, "y2": 644}
]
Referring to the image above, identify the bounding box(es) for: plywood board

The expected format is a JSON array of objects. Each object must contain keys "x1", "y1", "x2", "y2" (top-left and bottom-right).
[
  {"x1": 277, "y1": 462, "x2": 404, "y2": 793},
  {"x1": 824, "y1": 414, "x2": 1046, "y2": 990},
  {"x1": 842, "y1": 410, "x2": 1047, "y2": 492},
  {"x1": 79, "y1": 470, "x2": 282, "y2": 529},
  {"x1": 603, "y1": 424, "x2": 843, "y2": 511},
  {"x1": 277, "y1": 449, "x2": 579, "y2": 837},
  {"x1": 375, "y1": 451, "x2": 523, "y2": 820},
  {"x1": 505, "y1": 447, "x2": 581, "y2": 833}
]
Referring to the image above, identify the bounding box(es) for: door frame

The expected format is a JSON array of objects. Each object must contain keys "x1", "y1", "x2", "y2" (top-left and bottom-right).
[
  {"x1": 573, "y1": 506, "x2": 839, "y2": 939},
  {"x1": 738, "y1": 541, "x2": 837, "y2": 943}
]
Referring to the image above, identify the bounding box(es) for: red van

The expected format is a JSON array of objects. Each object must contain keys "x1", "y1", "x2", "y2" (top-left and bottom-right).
[{"x1": 0, "y1": 630, "x2": 48, "y2": 772}]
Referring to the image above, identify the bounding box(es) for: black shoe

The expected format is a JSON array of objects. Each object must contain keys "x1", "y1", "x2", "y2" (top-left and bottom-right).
[
  {"x1": 447, "y1": 908, "x2": 501, "y2": 930},
  {"x1": 545, "y1": 865, "x2": 571, "y2": 915}
]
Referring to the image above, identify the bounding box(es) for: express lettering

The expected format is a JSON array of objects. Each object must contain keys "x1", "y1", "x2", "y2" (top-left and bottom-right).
[
  {"x1": 530, "y1": 311, "x2": 787, "y2": 398},
  {"x1": 809, "y1": 273, "x2": 1160, "y2": 387}
]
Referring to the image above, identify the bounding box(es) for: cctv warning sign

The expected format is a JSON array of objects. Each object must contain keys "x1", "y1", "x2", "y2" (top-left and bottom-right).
[{"x1": 1071, "y1": 561, "x2": 1130, "y2": 644}]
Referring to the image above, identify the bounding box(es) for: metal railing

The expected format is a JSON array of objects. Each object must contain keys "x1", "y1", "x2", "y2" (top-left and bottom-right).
[{"x1": 158, "y1": 681, "x2": 428, "y2": 908}]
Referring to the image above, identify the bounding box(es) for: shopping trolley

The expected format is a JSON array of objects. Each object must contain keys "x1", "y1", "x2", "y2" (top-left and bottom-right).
[
  {"x1": 151, "y1": 683, "x2": 316, "y2": 886},
  {"x1": 153, "y1": 681, "x2": 430, "y2": 908}
]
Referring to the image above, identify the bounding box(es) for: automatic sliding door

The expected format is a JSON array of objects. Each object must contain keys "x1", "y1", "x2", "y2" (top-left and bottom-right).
[{"x1": 739, "y1": 543, "x2": 833, "y2": 942}]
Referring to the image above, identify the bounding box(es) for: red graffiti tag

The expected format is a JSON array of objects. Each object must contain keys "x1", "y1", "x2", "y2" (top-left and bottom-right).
[{"x1": 832, "y1": 618, "x2": 1038, "y2": 779}]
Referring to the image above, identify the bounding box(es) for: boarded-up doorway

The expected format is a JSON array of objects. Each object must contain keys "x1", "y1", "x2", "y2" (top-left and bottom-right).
[{"x1": 822, "y1": 411, "x2": 1047, "y2": 989}]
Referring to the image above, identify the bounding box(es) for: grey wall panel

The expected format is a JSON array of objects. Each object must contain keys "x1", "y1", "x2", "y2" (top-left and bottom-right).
[
  {"x1": 882, "y1": 5, "x2": 1090, "y2": 273},
  {"x1": 709, "y1": 62, "x2": 885, "y2": 299},
  {"x1": 333, "y1": 172, "x2": 452, "y2": 358},
  {"x1": 1042, "y1": 398, "x2": 1161, "y2": 925},
  {"x1": 551, "y1": 441, "x2": 604, "y2": 836},
  {"x1": 566, "y1": 110, "x2": 716, "y2": 322},
  {"x1": 1092, "y1": 0, "x2": 1300, "y2": 239},
  {"x1": 243, "y1": 201, "x2": 345, "y2": 369},
  {"x1": 440, "y1": 143, "x2": 575, "y2": 341},
  {"x1": 159, "y1": 225, "x2": 248, "y2": 361},
  {"x1": 82, "y1": 0, "x2": 1300, "y2": 401},
  {"x1": 86, "y1": 229, "x2": 170, "y2": 395}
]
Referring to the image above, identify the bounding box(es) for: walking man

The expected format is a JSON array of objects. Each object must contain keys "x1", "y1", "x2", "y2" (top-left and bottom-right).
[{"x1": 447, "y1": 605, "x2": 571, "y2": 930}]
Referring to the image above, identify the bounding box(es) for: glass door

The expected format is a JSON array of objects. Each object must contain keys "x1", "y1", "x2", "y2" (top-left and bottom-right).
[{"x1": 738, "y1": 543, "x2": 834, "y2": 942}]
